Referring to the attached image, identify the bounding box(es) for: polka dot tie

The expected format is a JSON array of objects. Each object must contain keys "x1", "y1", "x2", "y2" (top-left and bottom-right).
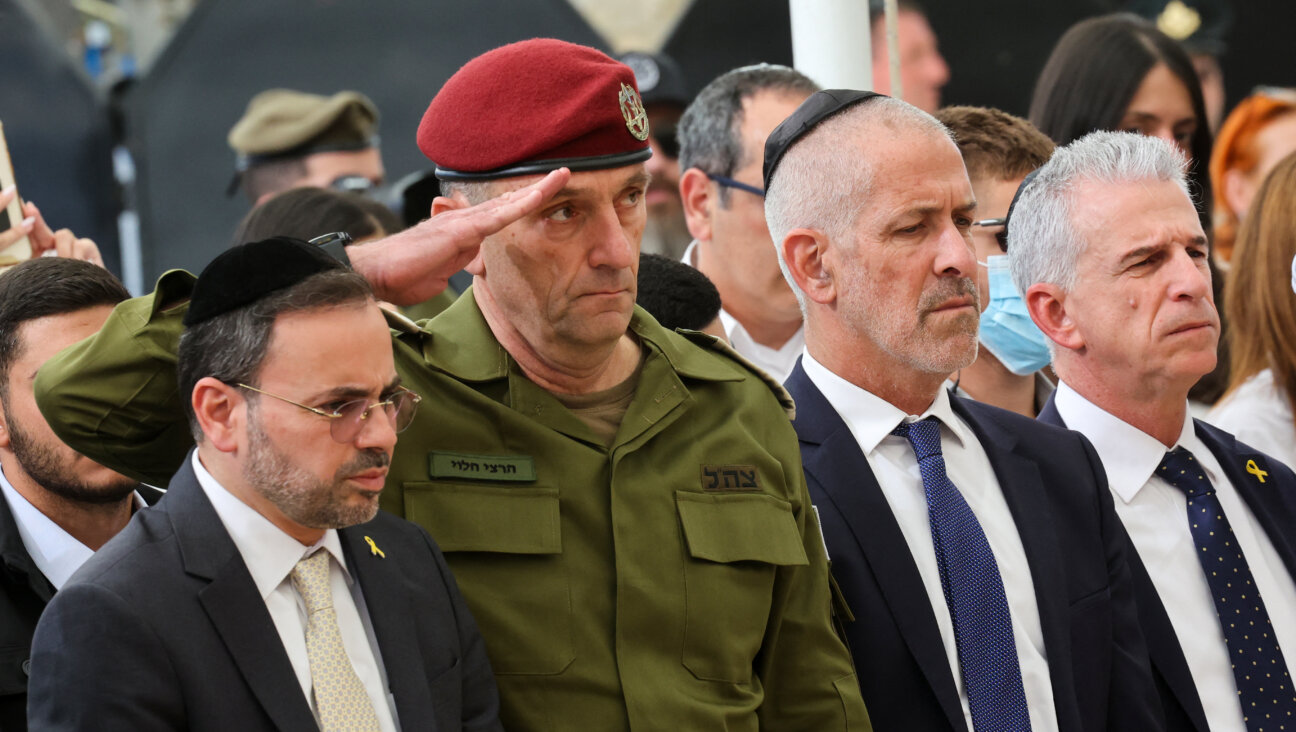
[
  {"x1": 893, "y1": 418, "x2": 1032, "y2": 732},
  {"x1": 1158, "y1": 447, "x2": 1296, "y2": 732},
  {"x1": 290, "y1": 551, "x2": 382, "y2": 732}
]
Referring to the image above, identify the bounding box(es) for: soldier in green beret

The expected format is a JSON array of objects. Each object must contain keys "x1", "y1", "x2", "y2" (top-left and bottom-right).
[
  {"x1": 229, "y1": 89, "x2": 385, "y2": 205},
  {"x1": 36, "y1": 39, "x2": 870, "y2": 731}
]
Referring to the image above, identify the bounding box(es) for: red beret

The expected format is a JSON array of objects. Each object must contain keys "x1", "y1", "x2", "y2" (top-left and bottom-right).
[{"x1": 419, "y1": 38, "x2": 652, "y2": 181}]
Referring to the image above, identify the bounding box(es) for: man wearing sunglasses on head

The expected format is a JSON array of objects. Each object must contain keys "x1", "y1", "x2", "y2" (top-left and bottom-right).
[
  {"x1": 678, "y1": 64, "x2": 820, "y2": 383},
  {"x1": 28, "y1": 238, "x2": 501, "y2": 731}
]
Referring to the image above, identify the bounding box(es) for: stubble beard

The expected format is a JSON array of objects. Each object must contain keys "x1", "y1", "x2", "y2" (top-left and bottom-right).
[
  {"x1": 7, "y1": 415, "x2": 138, "y2": 505},
  {"x1": 242, "y1": 412, "x2": 388, "y2": 530}
]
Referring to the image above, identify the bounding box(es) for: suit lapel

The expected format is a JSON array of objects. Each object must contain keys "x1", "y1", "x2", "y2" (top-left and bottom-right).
[
  {"x1": 1195, "y1": 420, "x2": 1296, "y2": 580},
  {"x1": 788, "y1": 366, "x2": 966, "y2": 731},
  {"x1": 341, "y1": 527, "x2": 434, "y2": 728},
  {"x1": 952, "y1": 398, "x2": 1078, "y2": 722},
  {"x1": 168, "y1": 455, "x2": 320, "y2": 732}
]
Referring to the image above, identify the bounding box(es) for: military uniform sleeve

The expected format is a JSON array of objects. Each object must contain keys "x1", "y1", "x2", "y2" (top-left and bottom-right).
[
  {"x1": 756, "y1": 422, "x2": 873, "y2": 730},
  {"x1": 34, "y1": 270, "x2": 197, "y2": 487}
]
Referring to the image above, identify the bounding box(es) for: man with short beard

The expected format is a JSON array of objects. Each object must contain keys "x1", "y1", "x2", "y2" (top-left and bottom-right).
[
  {"x1": 767, "y1": 91, "x2": 1162, "y2": 731},
  {"x1": 0, "y1": 257, "x2": 157, "y2": 731},
  {"x1": 27, "y1": 238, "x2": 501, "y2": 731}
]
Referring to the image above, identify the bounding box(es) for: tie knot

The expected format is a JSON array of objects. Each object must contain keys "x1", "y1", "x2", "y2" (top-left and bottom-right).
[
  {"x1": 891, "y1": 417, "x2": 943, "y2": 462},
  {"x1": 290, "y1": 551, "x2": 333, "y2": 614},
  {"x1": 1157, "y1": 447, "x2": 1213, "y2": 498}
]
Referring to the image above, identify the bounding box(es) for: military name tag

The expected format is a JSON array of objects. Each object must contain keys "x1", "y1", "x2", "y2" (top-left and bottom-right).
[
  {"x1": 700, "y1": 464, "x2": 761, "y2": 492},
  {"x1": 429, "y1": 452, "x2": 537, "y2": 482}
]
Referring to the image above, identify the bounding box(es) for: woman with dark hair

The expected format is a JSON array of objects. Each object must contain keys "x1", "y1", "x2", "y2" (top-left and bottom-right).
[
  {"x1": 1029, "y1": 13, "x2": 1214, "y2": 220},
  {"x1": 1030, "y1": 13, "x2": 1228, "y2": 406},
  {"x1": 1209, "y1": 151, "x2": 1296, "y2": 467}
]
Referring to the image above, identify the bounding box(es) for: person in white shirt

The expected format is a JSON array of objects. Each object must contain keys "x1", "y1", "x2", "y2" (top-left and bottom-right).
[
  {"x1": 1209, "y1": 149, "x2": 1296, "y2": 468},
  {"x1": 0, "y1": 257, "x2": 157, "y2": 732},
  {"x1": 677, "y1": 64, "x2": 818, "y2": 383},
  {"x1": 768, "y1": 90, "x2": 1160, "y2": 732},
  {"x1": 28, "y1": 237, "x2": 500, "y2": 731},
  {"x1": 1013, "y1": 129, "x2": 1296, "y2": 732}
]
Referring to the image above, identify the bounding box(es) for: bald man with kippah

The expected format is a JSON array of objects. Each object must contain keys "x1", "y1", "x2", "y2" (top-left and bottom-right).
[
  {"x1": 228, "y1": 89, "x2": 385, "y2": 205},
  {"x1": 36, "y1": 39, "x2": 869, "y2": 731}
]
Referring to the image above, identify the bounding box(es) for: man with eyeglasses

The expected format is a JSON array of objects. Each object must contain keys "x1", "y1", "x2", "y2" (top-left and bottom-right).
[
  {"x1": 677, "y1": 64, "x2": 819, "y2": 383},
  {"x1": 33, "y1": 40, "x2": 867, "y2": 731},
  {"x1": 27, "y1": 238, "x2": 501, "y2": 731},
  {"x1": 935, "y1": 106, "x2": 1057, "y2": 418}
]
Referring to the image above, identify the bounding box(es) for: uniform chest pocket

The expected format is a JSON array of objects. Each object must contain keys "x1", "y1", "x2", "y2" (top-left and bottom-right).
[
  {"x1": 676, "y1": 491, "x2": 809, "y2": 683},
  {"x1": 405, "y1": 483, "x2": 573, "y2": 676}
]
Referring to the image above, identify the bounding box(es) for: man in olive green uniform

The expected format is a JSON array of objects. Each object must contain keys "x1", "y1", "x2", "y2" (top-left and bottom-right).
[{"x1": 35, "y1": 40, "x2": 869, "y2": 731}]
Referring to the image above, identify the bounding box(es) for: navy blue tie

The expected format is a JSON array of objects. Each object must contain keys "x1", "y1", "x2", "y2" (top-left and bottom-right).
[
  {"x1": 1158, "y1": 447, "x2": 1296, "y2": 732},
  {"x1": 893, "y1": 417, "x2": 1032, "y2": 732}
]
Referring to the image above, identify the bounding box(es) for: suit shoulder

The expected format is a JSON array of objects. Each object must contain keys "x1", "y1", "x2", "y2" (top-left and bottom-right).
[
  {"x1": 958, "y1": 396, "x2": 1094, "y2": 455},
  {"x1": 61, "y1": 508, "x2": 178, "y2": 591}
]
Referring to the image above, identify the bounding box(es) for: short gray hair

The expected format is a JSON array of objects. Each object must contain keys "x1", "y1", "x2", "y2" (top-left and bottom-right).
[
  {"x1": 764, "y1": 96, "x2": 952, "y2": 309},
  {"x1": 439, "y1": 179, "x2": 497, "y2": 205},
  {"x1": 678, "y1": 64, "x2": 818, "y2": 207},
  {"x1": 1008, "y1": 130, "x2": 1190, "y2": 295}
]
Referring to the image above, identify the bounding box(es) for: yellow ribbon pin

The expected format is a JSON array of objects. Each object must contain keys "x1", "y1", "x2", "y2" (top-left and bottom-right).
[
  {"x1": 364, "y1": 536, "x2": 386, "y2": 558},
  {"x1": 1246, "y1": 460, "x2": 1268, "y2": 484}
]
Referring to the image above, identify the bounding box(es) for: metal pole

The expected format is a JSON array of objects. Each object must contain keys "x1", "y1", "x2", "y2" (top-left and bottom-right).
[
  {"x1": 883, "y1": 0, "x2": 903, "y2": 102},
  {"x1": 788, "y1": 0, "x2": 873, "y2": 90}
]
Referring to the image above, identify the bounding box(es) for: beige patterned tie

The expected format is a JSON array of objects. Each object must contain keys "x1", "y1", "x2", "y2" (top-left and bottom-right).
[{"x1": 290, "y1": 551, "x2": 382, "y2": 732}]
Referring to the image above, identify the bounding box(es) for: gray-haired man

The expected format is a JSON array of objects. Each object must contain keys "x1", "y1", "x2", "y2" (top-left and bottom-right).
[{"x1": 1014, "y1": 130, "x2": 1296, "y2": 732}]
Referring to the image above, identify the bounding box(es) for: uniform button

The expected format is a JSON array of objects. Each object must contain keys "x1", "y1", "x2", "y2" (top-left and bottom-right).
[{"x1": 21, "y1": 659, "x2": 30, "y2": 676}]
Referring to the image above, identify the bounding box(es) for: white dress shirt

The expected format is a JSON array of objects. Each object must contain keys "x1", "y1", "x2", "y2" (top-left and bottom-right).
[
  {"x1": 1054, "y1": 382, "x2": 1296, "y2": 732},
  {"x1": 803, "y1": 351, "x2": 1060, "y2": 732},
  {"x1": 0, "y1": 462, "x2": 146, "y2": 590},
  {"x1": 681, "y1": 240, "x2": 805, "y2": 383},
  {"x1": 193, "y1": 453, "x2": 400, "y2": 731},
  {"x1": 1208, "y1": 369, "x2": 1296, "y2": 469}
]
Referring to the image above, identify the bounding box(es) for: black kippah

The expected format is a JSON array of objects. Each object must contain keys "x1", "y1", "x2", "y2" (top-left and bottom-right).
[
  {"x1": 184, "y1": 236, "x2": 345, "y2": 326},
  {"x1": 763, "y1": 89, "x2": 885, "y2": 191}
]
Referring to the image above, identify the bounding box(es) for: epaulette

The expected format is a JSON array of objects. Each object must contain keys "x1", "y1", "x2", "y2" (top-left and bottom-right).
[{"x1": 678, "y1": 328, "x2": 796, "y2": 420}]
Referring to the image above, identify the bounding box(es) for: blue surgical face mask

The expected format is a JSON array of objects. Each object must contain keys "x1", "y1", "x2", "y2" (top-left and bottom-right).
[{"x1": 977, "y1": 255, "x2": 1052, "y2": 375}]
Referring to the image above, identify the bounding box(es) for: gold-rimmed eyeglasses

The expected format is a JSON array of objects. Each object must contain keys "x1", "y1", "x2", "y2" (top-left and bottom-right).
[{"x1": 236, "y1": 383, "x2": 422, "y2": 443}]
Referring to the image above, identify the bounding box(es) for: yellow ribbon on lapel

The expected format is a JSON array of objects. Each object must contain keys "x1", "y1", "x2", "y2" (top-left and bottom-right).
[
  {"x1": 1246, "y1": 460, "x2": 1268, "y2": 484},
  {"x1": 364, "y1": 536, "x2": 386, "y2": 558}
]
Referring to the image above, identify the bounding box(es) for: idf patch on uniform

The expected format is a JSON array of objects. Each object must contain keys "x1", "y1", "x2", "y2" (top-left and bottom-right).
[
  {"x1": 700, "y1": 464, "x2": 761, "y2": 492},
  {"x1": 429, "y1": 452, "x2": 536, "y2": 482}
]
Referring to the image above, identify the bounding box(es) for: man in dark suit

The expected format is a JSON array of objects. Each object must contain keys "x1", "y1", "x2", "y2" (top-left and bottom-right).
[
  {"x1": 0, "y1": 258, "x2": 160, "y2": 731},
  {"x1": 764, "y1": 91, "x2": 1162, "y2": 732},
  {"x1": 1012, "y1": 130, "x2": 1296, "y2": 732},
  {"x1": 27, "y1": 238, "x2": 500, "y2": 731}
]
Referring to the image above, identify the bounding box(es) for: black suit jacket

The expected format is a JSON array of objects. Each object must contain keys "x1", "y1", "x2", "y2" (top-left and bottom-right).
[
  {"x1": 1040, "y1": 396, "x2": 1296, "y2": 732},
  {"x1": 785, "y1": 363, "x2": 1161, "y2": 732},
  {"x1": 0, "y1": 482, "x2": 161, "y2": 732},
  {"x1": 27, "y1": 454, "x2": 501, "y2": 731}
]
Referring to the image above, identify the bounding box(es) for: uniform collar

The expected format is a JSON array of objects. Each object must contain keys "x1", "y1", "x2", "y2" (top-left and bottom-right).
[{"x1": 422, "y1": 287, "x2": 746, "y2": 385}]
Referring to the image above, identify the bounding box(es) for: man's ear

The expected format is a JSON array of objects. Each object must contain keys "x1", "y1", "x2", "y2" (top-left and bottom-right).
[
  {"x1": 781, "y1": 228, "x2": 835, "y2": 306},
  {"x1": 1025, "y1": 283, "x2": 1083, "y2": 351},
  {"x1": 679, "y1": 167, "x2": 714, "y2": 243},
  {"x1": 0, "y1": 399, "x2": 11, "y2": 450},
  {"x1": 191, "y1": 377, "x2": 243, "y2": 453}
]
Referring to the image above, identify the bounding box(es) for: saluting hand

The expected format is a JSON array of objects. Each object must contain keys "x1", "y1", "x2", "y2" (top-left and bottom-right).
[{"x1": 350, "y1": 167, "x2": 570, "y2": 306}]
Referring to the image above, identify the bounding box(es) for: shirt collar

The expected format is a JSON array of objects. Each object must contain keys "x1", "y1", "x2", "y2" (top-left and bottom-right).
[
  {"x1": 191, "y1": 452, "x2": 349, "y2": 600},
  {"x1": 0, "y1": 462, "x2": 146, "y2": 590},
  {"x1": 1053, "y1": 381, "x2": 1203, "y2": 503},
  {"x1": 801, "y1": 349, "x2": 971, "y2": 453}
]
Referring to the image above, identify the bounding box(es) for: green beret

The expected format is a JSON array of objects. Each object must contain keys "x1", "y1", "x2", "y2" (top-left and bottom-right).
[{"x1": 228, "y1": 89, "x2": 380, "y2": 169}]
